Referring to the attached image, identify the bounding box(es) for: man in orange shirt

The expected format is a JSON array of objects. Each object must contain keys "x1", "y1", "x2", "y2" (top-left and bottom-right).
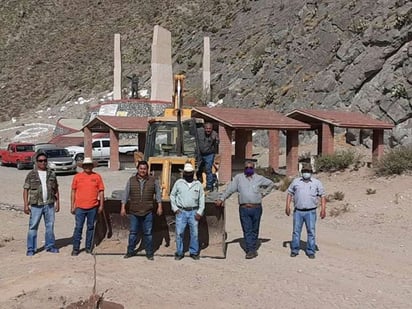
[{"x1": 70, "y1": 157, "x2": 105, "y2": 256}]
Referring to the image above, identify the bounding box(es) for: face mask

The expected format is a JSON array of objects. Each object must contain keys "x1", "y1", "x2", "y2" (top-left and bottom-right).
[
  {"x1": 302, "y1": 172, "x2": 312, "y2": 180},
  {"x1": 244, "y1": 167, "x2": 254, "y2": 176},
  {"x1": 183, "y1": 173, "x2": 194, "y2": 183}
]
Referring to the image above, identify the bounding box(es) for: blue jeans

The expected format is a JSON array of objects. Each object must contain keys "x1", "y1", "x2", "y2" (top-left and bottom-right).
[
  {"x1": 291, "y1": 209, "x2": 317, "y2": 255},
  {"x1": 198, "y1": 153, "x2": 215, "y2": 189},
  {"x1": 239, "y1": 205, "x2": 262, "y2": 253},
  {"x1": 175, "y1": 210, "x2": 199, "y2": 255},
  {"x1": 127, "y1": 212, "x2": 153, "y2": 256},
  {"x1": 27, "y1": 203, "x2": 56, "y2": 253},
  {"x1": 72, "y1": 207, "x2": 98, "y2": 251}
]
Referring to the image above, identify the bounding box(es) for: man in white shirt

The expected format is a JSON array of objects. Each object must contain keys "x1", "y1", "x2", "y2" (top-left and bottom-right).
[{"x1": 23, "y1": 152, "x2": 60, "y2": 256}]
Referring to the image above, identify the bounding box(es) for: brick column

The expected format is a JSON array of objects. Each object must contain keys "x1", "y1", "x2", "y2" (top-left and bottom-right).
[
  {"x1": 268, "y1": 129, "x2": 280, "y2": 170},
  {"x1": 372, "y1": 129, "x2": 384, "y2": 163},
  {"x1": 321, "y1": 123, "x2": 334, "y2": 155},
  {"x1": 234, "y1": 129, "x2": 252, "y2": 160},
  {"x1": 138, "y1": 132, "x2": 146, "y2": 153},
  {"x1": 286, "y1": 130, "x2": 299, "y2": 177},
  {"x1": 84, "y1": 127, "x2": 92, "y2": 158},
  {"x1": 218, "y1": 124, "x2": 233, "y2": 183},
  {"x1": 109, "y1": 129, "x2": 120, "y2": 170}
]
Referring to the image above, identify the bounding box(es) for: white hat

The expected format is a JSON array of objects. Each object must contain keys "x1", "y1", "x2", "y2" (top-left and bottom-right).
[
  {"x1": 77, "y1": 157, "x2": 97, "y2": 168},
  {"x1": 183, "y1": 163, "x2": 194, "y2": 172}
]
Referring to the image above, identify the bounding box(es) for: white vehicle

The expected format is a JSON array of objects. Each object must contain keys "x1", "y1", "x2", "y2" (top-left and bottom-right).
[{"x1": 65, "y1": 138, "x2": 138, "y2": 162}]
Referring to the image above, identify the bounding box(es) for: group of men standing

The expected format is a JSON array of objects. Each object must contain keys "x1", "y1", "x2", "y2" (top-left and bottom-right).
[{"x1": 23, "y1": 123, "x2": 326, "y2": 260}]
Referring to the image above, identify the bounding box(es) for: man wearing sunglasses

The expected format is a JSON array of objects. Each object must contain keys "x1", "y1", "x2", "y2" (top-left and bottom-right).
[{"x1": 23, "y1": 152, "x2": 60, "y2": 256}]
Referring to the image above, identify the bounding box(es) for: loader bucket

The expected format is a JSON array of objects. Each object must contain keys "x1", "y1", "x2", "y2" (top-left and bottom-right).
[{"x1": 93, "y1": 192, "x2": 226, "y2": 258}]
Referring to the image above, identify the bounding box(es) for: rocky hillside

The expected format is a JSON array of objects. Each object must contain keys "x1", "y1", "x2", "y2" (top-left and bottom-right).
[{"x1": 0, "y1": 0, "x2": 411, "y2": 142}]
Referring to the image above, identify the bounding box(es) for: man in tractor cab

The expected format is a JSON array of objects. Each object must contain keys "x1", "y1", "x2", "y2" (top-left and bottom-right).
[{"x1": 196, "y1": 122, "x2": 219, "y2": 192}]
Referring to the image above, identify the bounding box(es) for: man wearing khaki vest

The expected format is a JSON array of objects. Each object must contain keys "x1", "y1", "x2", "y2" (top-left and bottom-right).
[{"x1": 121, "y1": 160, "x2": 163, "y2": 260}]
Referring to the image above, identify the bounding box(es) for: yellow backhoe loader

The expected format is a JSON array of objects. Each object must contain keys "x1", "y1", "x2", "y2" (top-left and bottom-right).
[{"x1": 93, "y1": 75, "x2": 226, "y2": 258}]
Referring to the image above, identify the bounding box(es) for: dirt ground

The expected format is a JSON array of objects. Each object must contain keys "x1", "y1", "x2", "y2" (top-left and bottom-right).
[{"x1": 0, "y1": 161, "x2": 411, "y2": 309}]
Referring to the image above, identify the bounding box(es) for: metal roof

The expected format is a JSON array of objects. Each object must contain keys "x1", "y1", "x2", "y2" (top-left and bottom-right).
[
  {"x1": 83, "y1": 115, "x2": 149, "y2": 132},
  {"x1": 286, "y1": 109, "x2": 394, "y2": 129},
  {"x1": 192, "y1": 107, "x2": 310, "y2": 129}
]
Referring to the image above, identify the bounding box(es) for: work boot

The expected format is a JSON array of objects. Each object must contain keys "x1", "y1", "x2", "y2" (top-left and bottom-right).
[
  {"x1": 174, "y1": 253, "x2": 184, "y2": 260},
  {"x1": 71, "y1": 250, "x2": 80, "y2": 256},
  {"x1": 245, "y1": 252, "x2": 256, "y2": 259},
  {"x1": 123, "y1": 252, "x2": 135, "y2": 259},
  {"x1": 190, "y1": 254, "x2": 200, "y2": 260}
]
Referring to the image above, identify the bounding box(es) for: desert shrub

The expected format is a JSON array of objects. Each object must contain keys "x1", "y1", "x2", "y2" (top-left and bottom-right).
[
  {"x1": 278, "y1": 177, "x2": 293, "y2": 192},
  {"x1": 375, "y1": 146, "x2": 412, "y2": 176},
  {"x1": 329, "y1": 203, "x2": 350, "y2": 217},
  {"x1": 315, "y1": 150, "x2": 356, "y2": 172},
  {"x1": 332, "y1": 191, "x2": 345, "y2": 201},
  {"x1": 326, "y1": 191, "x2": 345, "y2": 202},
  {"x1": 390, "y1": 84, "x2": 408, "y2": 99}
]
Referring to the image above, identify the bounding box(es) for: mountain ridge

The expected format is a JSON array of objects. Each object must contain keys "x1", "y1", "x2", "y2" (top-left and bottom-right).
[{"x1": 0, "y1": 0, "x2": 411, "y2": 143}]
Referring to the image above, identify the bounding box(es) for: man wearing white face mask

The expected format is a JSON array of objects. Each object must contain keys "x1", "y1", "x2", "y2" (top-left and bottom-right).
[
  {"x1": 170, "y1": 163, "x2": 205, "y2": 260},
  {"x1": 285, "y1": 162, "x2": 326, "y2": 259}
]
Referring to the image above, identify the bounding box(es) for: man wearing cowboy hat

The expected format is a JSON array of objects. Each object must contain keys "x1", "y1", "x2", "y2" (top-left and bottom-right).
[
  {"x1": 285, "y1": 162, "x2": 326, "y2": 259},
  {"x1": 170, "y1": 162, "x2": 205, "y2": 260},
  {"x1": 70, "y1": 157, "x2": 105, "y2": 256}
]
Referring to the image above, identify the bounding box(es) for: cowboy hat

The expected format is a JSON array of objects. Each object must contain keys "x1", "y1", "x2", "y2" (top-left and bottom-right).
[
  {"x1": 183, "y1": 163, "x2": 194, "y2": 172},
  {"x1": 77, "y1": 157, "x2": 98, "y2": 168}
]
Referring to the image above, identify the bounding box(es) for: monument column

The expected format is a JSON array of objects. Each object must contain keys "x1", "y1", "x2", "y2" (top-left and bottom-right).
[
  {"x1": 113, "y1": 34, "x2": 122, "y2": 100},
  {"x1": 151, "y1": 26, "x2": 173, "y2": 102},
  {"x1": 203, "y1": 37, "x2": 211, "y2": 103}
]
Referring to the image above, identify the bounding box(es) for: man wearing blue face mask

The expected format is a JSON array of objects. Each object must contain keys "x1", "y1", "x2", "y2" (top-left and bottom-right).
[
  {"x1": 216, "y1": 160, "x2": 276, "y2": 259},
  {"x1": 285, "y1": 162, "x2": 326, "y2": 259}
]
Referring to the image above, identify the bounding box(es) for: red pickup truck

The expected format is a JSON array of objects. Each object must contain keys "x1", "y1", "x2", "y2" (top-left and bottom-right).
[{"x1": 0, "y1": 142, "x2": 35, "y2": 170}]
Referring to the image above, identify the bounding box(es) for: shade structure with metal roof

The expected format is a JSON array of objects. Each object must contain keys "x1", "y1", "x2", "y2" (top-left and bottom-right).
[
  {"x1": 286, "y1": 109, "x2": 394, "y2": 129},
  {"x1": 285, "y1": 109, "x2": 395, "y2": 163},
  {"x1": 83, "y1": 115, "x2": 149, "y2": 133},
  {"x1": 192, "y1": 107, "x2": 310, "y2": 129},
  {"x1": 80, "y1": 115, "x2": 150, "y2": 170}
]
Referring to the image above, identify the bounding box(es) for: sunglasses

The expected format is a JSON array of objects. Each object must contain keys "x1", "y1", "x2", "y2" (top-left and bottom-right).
[{"x1": 37, "y1": 159, "x2": 48, "y2": 163}]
